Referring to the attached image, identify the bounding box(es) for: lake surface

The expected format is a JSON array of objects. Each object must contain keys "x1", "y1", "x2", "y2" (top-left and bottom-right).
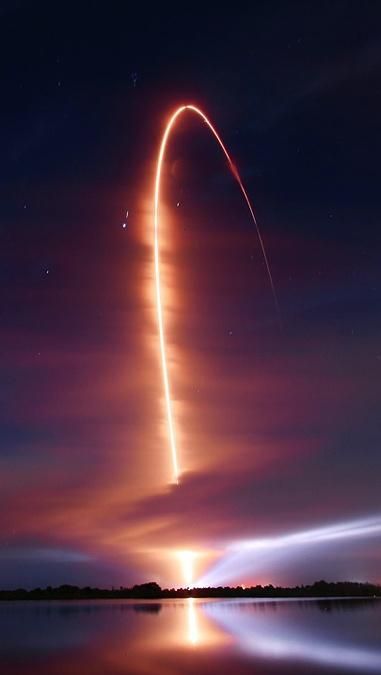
[{"x1": 1, "y1": 597, "x2": 380, "y2": 674}]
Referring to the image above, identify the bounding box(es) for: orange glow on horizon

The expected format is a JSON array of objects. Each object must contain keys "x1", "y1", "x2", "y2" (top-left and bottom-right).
[
  {"x1": 178, "y1": 549, "x2": 197, "y2": 587},
  {"x1": 154, "y1": 104, "x2": 279, "y2": 484}
]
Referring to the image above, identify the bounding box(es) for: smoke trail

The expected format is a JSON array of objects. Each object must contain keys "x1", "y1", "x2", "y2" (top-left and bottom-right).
[
  {"x1": 196, "y1": 514, "x2": 381, "y2": 586},
  {"x1": 154, "y1": 105, "x2": 280, "y2": 483}
]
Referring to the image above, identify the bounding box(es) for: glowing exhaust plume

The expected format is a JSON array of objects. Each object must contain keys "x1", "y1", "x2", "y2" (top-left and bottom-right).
[
  {"x1": 196, "y1": 514, "x2": 381, "y2": 586},
  {"x1": 154, "y1": 104, "x2": 280, "y2": 483},
  {"x1": 178, "y1": 550, "x2": 196, "y2": 587}
]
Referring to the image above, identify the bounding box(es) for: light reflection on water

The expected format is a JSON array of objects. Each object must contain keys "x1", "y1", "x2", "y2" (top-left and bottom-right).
[
  {"x1": 187, "y1": 597, "x2": 198, "y2": 645},
  {"x1": 0, "y1": 597, "x2": 380, "y2": 674}
]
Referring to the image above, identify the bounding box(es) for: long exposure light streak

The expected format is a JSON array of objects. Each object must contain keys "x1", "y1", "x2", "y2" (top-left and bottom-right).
[{"x1": 154, "y1": 104, "x2": 279, "y2": 483}]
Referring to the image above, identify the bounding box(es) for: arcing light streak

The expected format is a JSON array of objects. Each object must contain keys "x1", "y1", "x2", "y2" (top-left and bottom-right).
[
  {"x1": 154, "y1": 105, "x2": 279, "y2": 483},
  {"x1": 196, "y1": 514, "x2": 381, "y2": 586}
]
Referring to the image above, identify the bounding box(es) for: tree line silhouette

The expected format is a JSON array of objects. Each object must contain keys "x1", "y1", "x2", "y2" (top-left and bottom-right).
[{"x1": 0, "y1": 580, "x2": 380, "y2": 601}]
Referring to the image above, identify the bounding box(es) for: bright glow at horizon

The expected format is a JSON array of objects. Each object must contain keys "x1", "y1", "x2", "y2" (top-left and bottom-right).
[
  {"x1": 197, "y1": 514, "x2": 381, "y2": 586},
  {"x1": 178, "y1": 550, "x2": 197, "y2": 587},
  {"x1": 154, "y1": 104, "x2": 279, "y2": 484}
]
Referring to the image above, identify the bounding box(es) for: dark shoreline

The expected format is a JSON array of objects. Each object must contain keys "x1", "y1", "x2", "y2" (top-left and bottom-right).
[{"x1": 1, "y1": 580, "x2": 380, "y2": 601}]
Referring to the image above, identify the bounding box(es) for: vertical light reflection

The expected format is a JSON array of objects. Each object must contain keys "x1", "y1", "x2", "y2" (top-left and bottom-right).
[{"x1": 187, "y1": 597, "x2": 199, "y2": 646}]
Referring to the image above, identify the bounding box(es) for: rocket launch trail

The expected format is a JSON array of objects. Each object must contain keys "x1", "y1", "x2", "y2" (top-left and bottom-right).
[{"x1": 154, "y1": 105, "x2": 279, "y2": 484}]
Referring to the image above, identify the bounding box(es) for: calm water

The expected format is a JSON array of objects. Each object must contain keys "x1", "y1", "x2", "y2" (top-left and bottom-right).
[{"x1": 0, "y1": 597, "x2": 380, "y2": 674}]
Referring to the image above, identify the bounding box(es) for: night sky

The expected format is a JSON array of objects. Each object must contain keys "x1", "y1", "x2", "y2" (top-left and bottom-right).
[{"x1": 1, "y1": 1, "x2": 381, "y2": 588}]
